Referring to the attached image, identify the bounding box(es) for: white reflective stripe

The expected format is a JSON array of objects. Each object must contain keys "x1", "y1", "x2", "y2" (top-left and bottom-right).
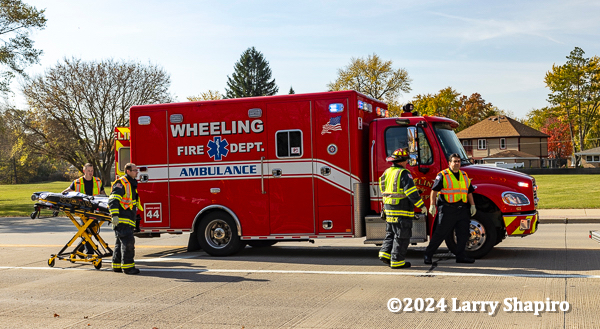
[{"x1": 142, "y1": 159, "x2": 360, "y2": 195}]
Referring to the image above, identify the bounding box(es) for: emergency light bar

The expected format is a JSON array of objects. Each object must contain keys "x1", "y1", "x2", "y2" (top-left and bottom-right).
[{"x1": 329, "y1": 103, "x2": 344, "y2": 113}]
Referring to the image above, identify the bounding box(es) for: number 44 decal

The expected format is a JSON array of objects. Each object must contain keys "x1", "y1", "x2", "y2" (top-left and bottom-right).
[
  {"x1": 144, "y1": 203, "x2": 162, "y2": 223},
  {"x1": 146, "y1": 209, "x2": 160, "y2": 219}
]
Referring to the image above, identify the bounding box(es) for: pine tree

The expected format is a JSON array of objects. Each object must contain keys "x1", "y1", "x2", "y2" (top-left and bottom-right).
[
  {"x1": 289, "y1": 86, "x2": 295, "y2": 94},
  {"x1": 225, "y1": 47, "x2": 278, "y2": 98}
]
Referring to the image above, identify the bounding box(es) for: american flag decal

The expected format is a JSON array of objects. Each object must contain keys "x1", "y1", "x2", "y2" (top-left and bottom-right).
[{"x1": 321, "y1": 116, "x2": 342, "y2": 135}]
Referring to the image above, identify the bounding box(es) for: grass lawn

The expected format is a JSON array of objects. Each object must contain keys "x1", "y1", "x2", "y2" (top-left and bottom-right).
[
  {"x1": 533, "y1": 175, "x2": 600, "y2": 209},
  {"x1": 0, "y1": 181, "x2": 70, "y2": 217},
  {"x1": 0, "y1": 175, "x2": 597, "y2": 216}
]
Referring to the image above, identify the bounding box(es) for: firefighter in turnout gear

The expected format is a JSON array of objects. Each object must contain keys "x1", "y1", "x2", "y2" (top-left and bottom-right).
[
  {"x1": 109, "y1": 163, "x2": 143, "y2": 275},
  {"x1": 424, "y1": 153, "x2": 476, "y2": 265},
  {"x1": 378, "y1": 148, "x2": 427, "y2": 269}
]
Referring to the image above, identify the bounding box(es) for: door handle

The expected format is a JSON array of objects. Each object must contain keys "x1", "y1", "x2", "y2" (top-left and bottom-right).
[{"x1": 272, "y1": 168, "x2": 282, "y2": 178}]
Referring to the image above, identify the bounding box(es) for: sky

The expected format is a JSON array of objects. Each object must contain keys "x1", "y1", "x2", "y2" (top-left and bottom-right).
[{"x1": 12, "y1": 0, "x2": 600, "y2": 119}]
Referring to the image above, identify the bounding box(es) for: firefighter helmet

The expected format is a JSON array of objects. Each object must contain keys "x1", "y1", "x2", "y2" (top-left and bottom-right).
[{"x1": 386, "y1": 148, "x2": 409, "y2": 162}]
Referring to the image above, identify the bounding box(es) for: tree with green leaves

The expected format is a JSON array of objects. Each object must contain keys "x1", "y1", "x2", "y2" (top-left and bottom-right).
[
  {"x1": 544, "y1": 47, "x2": 600, "y2": 164},
  {"x1": 289, "y1": 86, "x2": 295, "y2": 94},
  {"x1": 14, "y1": 58, "x2": 174, "y2": 184},
  {"x1": 412, "y1": 87, "x2": 501, "y2": 132},
  {"x1": 328, "y1": 53, "x2": 411, "y2": 115},
  {"x1": 0, "y1": 0, "x2": 47, "y2": 93},
  {"x1": 225, "y1": 47, "x2": 278, "y2": 98}
]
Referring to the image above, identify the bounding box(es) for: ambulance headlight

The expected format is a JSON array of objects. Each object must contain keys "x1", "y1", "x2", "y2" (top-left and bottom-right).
[{"x1": 501, "y1": 192, "x2": 530, "y2": 206}]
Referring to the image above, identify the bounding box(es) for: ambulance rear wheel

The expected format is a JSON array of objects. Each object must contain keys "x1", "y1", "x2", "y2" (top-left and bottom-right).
[
  {"x1": 197, "y1": 211, "x2": 244, "y2": 256},
  {"x1": 444, "y1": 216, "x2": 496, "y2": 259}
]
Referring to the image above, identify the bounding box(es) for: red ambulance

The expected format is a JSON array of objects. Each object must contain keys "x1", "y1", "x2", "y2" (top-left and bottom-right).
[{"x1": 116, "y1": 90, "x2": 538, "y2": 258}]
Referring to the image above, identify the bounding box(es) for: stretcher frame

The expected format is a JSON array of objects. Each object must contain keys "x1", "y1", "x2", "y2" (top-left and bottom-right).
[{"x1": 31, "y1": 193, "x2": 113, "y2": 270}]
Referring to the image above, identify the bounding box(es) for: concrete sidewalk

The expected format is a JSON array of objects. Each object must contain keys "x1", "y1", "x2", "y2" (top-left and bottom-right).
[{"x1": 538, "y1": 209, "x2": 600, "y2": 223}]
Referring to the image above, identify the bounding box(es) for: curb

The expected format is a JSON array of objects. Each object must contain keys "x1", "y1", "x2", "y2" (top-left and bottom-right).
[{"x1": 539, "y1": 218, "x2": 600, "y2": 224}]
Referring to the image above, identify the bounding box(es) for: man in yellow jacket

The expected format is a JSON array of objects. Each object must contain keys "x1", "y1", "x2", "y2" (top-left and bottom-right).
[
  {"x1": 62, "y1": 163, "x2": 105, "y2": 196},
  {"x1": 109, "y1": 163, "x2": 142, "y2": 275},
  {"x1": 424, "y1": 153, "x2": 476, "y2": 265},
  {"x1": 62, "y1": 163, "x2": 105, "y2": 256},
  {"x1": 378, "y1": 148, "x2": 427, "y2": 269}
]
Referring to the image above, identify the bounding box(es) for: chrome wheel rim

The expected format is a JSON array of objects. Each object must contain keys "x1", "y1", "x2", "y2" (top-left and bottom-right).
[{"x1": 204, "y1": 219, "x2": 232, "y2": 249}]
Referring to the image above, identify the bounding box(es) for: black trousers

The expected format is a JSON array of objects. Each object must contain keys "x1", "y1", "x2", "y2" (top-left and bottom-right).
[
  {"x1": 112, "y1": 224, "x2": 136, "y2": 270},
  {"x1": 380, "y1": 219, "x2": 412, "y2": 264},
  {"x1": 425, "y1": 204, "x2": 470, "y2": 258}
]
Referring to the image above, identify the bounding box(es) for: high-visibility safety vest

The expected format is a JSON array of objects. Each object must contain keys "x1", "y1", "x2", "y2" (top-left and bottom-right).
[
  {"x1": 74, "y1": 176, "x2": 102, "y2": 196},
  {"x1": 439, "y1": 168, "x2": 470, "y2": 203},
  {"x1": 111, "y1": 176, "x2": 144, "y2": 211},
  {"x1": 379, "y1": 167, "x2": 410, "y2": 205}
]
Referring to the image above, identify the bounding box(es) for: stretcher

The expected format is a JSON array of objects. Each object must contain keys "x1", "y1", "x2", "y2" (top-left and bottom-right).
[{"x1": 30, "y1": 192, "x2": 113, "y2": 270}]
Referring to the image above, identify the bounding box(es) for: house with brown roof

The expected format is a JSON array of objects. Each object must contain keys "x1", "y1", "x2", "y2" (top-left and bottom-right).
[
  {"x1": 575, "y1": 147, "x2": 600, "y2": 168},
  {"x1": 456, "y1": 116, "x2": 549, "y2": 168}
]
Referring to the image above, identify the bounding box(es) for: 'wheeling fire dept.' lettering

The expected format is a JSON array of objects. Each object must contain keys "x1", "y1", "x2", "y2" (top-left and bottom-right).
[
  {"x1": 179, "y1": 165, "x2": 257, "y2": 177},
  {"x1": 170, "y1": 119, "x2": 264, "y2": 138}
]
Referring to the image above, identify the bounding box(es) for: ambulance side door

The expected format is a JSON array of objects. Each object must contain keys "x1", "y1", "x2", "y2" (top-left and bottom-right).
[
  {"x1": 130, "y1": 109, "x2": 170, "y2": 228},
  {"x1": 266, "y1": 101, "x2": 314, "y2": 235},
  {"x1": 314, "y1": 98, "x2": 352, "y2": 234}
]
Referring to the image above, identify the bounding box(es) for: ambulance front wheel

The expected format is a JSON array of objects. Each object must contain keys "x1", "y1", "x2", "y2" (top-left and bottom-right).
[{"x1": 197, "y1": 211, "x2": 244, "y2": 256}]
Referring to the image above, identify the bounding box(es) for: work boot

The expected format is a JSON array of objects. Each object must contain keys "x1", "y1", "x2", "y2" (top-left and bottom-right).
[
  {"x1": 456, "y1": 257, "x2": 475, "y2": 264},
  {"x1": 391, "y1": 261, "x2": 411, "y2": 269},
  {"x1": 123, "y1": 267, "x2": 140, "y2": 275},
  {"x1": 424, "y1": 254, "x2": 432, "y2": 265},
  {"x1": 113, "y1": 268, "x2": 122, "y2": 273},
  {"x1": 379, "y1": 257, "x2": 390, "y2": 265}
]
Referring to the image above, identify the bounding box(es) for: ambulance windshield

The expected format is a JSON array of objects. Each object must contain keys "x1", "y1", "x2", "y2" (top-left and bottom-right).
[{"x1": 433, "y1": 123, "x2": 470, "y2": 165}]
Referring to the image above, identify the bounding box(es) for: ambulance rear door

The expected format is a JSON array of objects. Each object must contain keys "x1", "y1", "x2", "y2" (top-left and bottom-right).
[{"x1": 129, "y1": 109, "x2": 170, "y2": 228}]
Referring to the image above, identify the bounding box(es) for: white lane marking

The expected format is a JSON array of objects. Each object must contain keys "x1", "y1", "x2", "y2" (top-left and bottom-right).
[
  {"x1": 137, "y1": 255, "x2": 198, "y2": 262},
  {"x1": 1, "y1": 266, "x2": 600, "y2": 279}
]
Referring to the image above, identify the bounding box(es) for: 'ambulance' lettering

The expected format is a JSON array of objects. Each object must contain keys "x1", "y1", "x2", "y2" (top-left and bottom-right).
[
  {"x1": 170, "y1": 120, "x2": 264, "y2": 138},
  {"x1": 178, "y1": 165, "x2": 258, "y2": 177}
]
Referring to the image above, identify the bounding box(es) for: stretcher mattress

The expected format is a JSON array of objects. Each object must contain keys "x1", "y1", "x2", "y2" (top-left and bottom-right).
[{"x1": 31, "y1": 191, "x2": 110, "y2": 216}]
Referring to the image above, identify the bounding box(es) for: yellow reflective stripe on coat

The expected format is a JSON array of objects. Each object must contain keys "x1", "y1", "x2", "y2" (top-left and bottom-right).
[
  {"x1": 116, "y1": 217, "x2": 136, "y2": 227},
  {"x1": 385, "y1": 209, "x2": 415, "y2": 217},
  {"x1": 414, "y1": 199, "x2": 424, "y2": 207},
  {"x1": 380, "y1": 167, "x2": 408, "y2": 204}
]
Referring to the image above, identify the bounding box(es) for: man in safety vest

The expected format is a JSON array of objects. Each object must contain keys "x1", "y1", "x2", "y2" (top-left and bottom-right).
[
  {"x1": 62, "y1": 163, "x2": 105, "y2": 196},
  {"x1": 62, "y1": 163, "x2": 105, "y2": 256},
  {"x1": 109, "y1": 162, "x2": 143, "y2": 275},
  {"x1": 378, "y1": 148, "x2": 427, "y2": 269},
  {"x1": 424, "y1": 153, "x2": 476, "y2": 265}
]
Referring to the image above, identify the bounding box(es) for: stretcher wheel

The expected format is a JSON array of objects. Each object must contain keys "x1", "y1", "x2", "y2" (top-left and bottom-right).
[
  {"x1": 93, "y1": 260, "x2": 102, "y2": 270},
  {"x1": 48, "y1": 258, "x2": 55, "y2": 267}
]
